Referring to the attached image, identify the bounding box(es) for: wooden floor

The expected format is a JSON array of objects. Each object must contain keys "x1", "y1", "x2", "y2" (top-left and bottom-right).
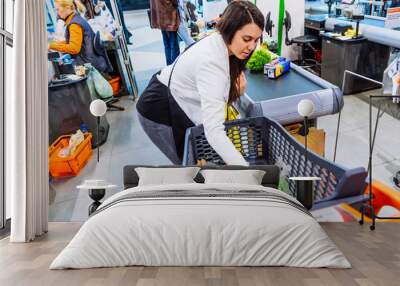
[{"x1": 0, "y1": 223, "x2": 399, "y2": 286}]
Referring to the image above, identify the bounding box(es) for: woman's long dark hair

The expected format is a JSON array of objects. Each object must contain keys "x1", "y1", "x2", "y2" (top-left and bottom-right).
[{"x1": 217, "y1": 1, "x2": 264, "y2": 104}]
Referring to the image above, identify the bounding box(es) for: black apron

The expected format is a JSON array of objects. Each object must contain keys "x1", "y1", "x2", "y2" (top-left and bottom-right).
[{"x1": 137, "y1": 44, "x2": 199, "y2": 162}]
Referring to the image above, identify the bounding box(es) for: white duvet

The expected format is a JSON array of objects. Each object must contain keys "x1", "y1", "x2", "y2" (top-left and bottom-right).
[{"x1": 50, "y1": 183, "x2": 351, "y2": 269}]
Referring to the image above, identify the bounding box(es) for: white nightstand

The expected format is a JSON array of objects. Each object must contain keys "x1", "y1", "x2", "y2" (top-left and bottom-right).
[{"x1": 77, "y1": 180, "x2": 117, "y2": 216}]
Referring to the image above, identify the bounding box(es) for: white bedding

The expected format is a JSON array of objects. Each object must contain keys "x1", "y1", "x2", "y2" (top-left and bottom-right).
[{"x1": 50, "y1": 183, "x2": 351, "y2": 269}]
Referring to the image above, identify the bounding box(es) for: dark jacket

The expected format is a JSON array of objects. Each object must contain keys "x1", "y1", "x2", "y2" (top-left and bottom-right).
[
  {"x1": 150, "y1": 0, "x2": 180, "y2": 31},
  {"x1": 65, "y1": 13, "x2": 108, "y2": 72}
]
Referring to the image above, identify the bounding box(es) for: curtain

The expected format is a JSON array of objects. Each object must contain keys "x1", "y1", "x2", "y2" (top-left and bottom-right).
[{"x1": 8, "y1": 0, "x2": 49, "y2": 242}]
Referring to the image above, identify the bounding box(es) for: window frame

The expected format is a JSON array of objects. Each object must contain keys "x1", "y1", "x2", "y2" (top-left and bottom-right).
[{"x1": 0, "y1": 0, "x2": 13, "y2": 231}]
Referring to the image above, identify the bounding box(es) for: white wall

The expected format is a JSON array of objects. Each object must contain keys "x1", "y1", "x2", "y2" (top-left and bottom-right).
[
  {"x1": 203, "y1": 0, "x2": 229, "y2": 21},
  {"x1": 256, "y1": 0, "x2": 305, "y2": 59}
]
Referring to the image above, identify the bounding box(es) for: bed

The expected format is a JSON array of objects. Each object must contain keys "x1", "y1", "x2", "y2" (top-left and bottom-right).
[{"x1": 50, "y1": 165, "x2": 351, "y2": 269}]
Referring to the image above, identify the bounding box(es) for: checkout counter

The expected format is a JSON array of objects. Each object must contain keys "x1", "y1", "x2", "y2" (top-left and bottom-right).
[
  {"x1": 322, "y1": 15, "x2": 399, "y2": 94},
  {"x1": 321, "y1": 33, "x2": 390, "y2": 94},
  {"x1": 304, "y1": 10, "x2": 400, "y2": 94},
  {"x1": 324, "y1": 16, "x2": 400, "y2": 45},
  {"x1": 48, "y1": 52, "x2": 110, "y2": 148},
  {"x1": 47, "y1": 22, "x2": 134, "y2": 147}
]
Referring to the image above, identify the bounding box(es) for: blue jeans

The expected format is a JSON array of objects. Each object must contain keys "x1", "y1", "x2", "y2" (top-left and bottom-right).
[
  {"x1": 177, "y1": 0, "x2": 195, "y2": 47},
  {"x1": 177, "y1": 21, "x2": 195, "y2": 47},
  {"x1": 161, "y1": 31, "x2": 180, "y2": 65}
]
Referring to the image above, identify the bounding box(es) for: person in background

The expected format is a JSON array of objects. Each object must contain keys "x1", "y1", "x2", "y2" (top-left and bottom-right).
[
  {"x1": 49, "y1": 0, "x2": 109, "y2": 73},
  {"x1": 177, "y1": 0, "x2": 195, "y2": 47},
  {"x1": 391, "y1": 0, "x2": 400, "y2": 7},
  {"x1": 94, "y1": 0, "x2": 133, "y2": 44},
  {"x1": 150, "y1": 0, "x2": 180, "y2": 65},
  {"x1": 137, "y1": 1, "x2": 263, "y2": 165},
  {"x1": 80, "y1": 0, "x2": 96, "y2": 19}
]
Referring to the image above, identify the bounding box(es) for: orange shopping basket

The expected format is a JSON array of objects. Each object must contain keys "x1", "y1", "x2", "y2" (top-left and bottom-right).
[{"x1": 49, "y1": 133, "x2": 93, "y2": 178}]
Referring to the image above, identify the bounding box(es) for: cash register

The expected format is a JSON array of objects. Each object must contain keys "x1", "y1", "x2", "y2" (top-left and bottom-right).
[
  {"x1": 48, "y1": 51, "x2": 76, "y2": 85},
  {"x1": 335, "y1": 0, "x2": 356, "y2": 17}
]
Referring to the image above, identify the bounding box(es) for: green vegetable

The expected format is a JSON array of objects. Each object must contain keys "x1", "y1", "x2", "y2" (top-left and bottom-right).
[
  {"x1": 278, "y1": 178, "x2": 290, "y2": 194},
  {"x1": 246, "y1": 49, "x2": 273, "y2": 72}
]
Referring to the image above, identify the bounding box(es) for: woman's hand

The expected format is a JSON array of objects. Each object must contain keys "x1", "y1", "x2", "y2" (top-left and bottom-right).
[{"x1": 237, "y1": 71, "x2": 247, "y2": 96}]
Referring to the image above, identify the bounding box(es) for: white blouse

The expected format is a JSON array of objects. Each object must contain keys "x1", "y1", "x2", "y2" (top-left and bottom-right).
[{"x1": 157, "y1": 33, "x2": 248, "y2": 166}]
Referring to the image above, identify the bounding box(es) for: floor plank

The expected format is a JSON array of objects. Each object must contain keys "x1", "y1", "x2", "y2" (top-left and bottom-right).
[{"x1": 1, "y1": 222, "x2": 399, "y2": 285}]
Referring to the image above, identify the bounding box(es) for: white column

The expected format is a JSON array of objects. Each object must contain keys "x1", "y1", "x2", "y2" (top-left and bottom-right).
[{"x1": 256, "y1": 0, "x2": 305, "y2": 59}]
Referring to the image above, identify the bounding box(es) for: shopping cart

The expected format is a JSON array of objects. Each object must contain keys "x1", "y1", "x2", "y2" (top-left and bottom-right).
[{"x1": 183, "y1": 116, "x2": 368, "y2": 208}]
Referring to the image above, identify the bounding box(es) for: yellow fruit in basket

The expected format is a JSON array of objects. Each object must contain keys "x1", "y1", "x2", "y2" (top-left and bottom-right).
[{"x1": 227, "y1": 126, "x2": 243, "y2": 154}]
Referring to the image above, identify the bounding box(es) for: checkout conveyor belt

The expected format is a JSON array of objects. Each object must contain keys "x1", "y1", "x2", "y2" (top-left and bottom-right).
[
  {"x1": 325, "y1": 17, "x2": 400, "y2": 48},
  {"x1": 238, "y1": 64, "x2": 343, "y2": 124},
  {"x1": 357, "y1": 16, "x2": 386, "y2": 27}
]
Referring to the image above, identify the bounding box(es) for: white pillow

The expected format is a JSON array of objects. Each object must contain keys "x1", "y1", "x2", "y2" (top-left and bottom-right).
[
  {"x1": 200, "y1": 169, "x2": 266, "y2": 185},
  {"x1": 135, "y1": 167, "x2": 200, "y2": 186}
]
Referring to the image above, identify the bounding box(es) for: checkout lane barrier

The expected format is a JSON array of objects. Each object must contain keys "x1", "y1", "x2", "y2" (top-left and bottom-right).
[{"x1": 182, "y1": 116, "x2": 368, "y2": 207}]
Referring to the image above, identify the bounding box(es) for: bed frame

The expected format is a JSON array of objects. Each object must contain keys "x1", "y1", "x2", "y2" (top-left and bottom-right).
[{"x1": 123, "y1": 165, "x2": 281, "y2": 190}]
